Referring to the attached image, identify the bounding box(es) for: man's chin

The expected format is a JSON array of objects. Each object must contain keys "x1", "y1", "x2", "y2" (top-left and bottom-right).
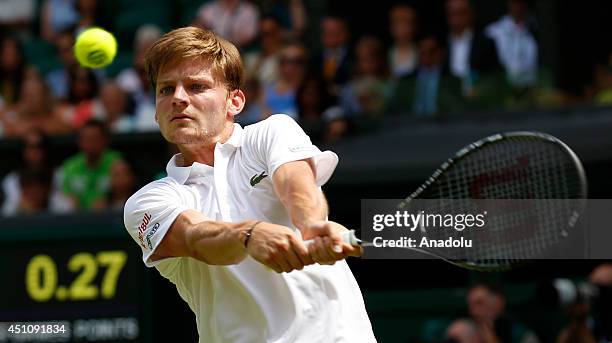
[{"x1": 169, "y1": 131, "x2": 214, "y2": 145}]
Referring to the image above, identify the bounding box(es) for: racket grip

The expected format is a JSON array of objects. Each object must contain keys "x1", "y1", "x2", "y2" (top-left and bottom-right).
[{"x1": 303, "y1": 230, "x2": 360, "y2": 247}]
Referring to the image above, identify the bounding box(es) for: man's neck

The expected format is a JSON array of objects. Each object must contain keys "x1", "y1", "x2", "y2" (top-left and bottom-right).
[
  {"x1": 178, "y1": 145, "x2": 215, "y2": 167},
  {"x1": 451, "y1": 27, "x2": 473, "y2": 39},
  {"x1": 396, "y1": 40, "x2": 415, "y2": 49},
  {"x1": 177, "y1": 123, "x2": 235, "y2": 167}
]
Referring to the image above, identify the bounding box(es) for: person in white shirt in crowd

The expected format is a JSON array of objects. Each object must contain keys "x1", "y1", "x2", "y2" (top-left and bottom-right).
[
  {"x1": 123, "y1": 27, "x2": 375, "y2": 343},
  {"x1": 0, "y1": 0, "x2": 35, "y2": 37},
  {"x1": 195, "y1": 0, "x2": 260, "y2": 50},
  {"x1": 445, "y1": 0, "x2": 501, "y2": 93},
  {"x1": 485, "y1": 0, "x2": 539, "y2": 87}
]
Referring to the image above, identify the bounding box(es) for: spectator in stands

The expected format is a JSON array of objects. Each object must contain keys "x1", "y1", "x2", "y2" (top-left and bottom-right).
[
  {"x1": 339, "y1": 35, "x2": 391, "y2": 118},
  {"x1": 445, "y1": 0, "x2": 501, "y2": 91},
  {"x1": 296, "y1": 75, "x2": 344, "y2": 142},
  {"x1": 556, "y1": 300, "x2": 597, "y2": 343},
  {"x1": 102, "y1": 159, "x2": 137, "y2": 210},
  {"x1": 258, "y1": 0, "x2": 307, "y2": 40},
  {"x1": 0, "y1": 0, "x2": 35, "y2": 38},
  {"x1": 2, "y1": 75, "x2": 71, "y2": 137},
  {"x1": 589, "y1": 263, "x2": 612, "y2": 342},
  {"x1": 40, "y1": 0, "x2": 79, "y2": 42},
  {"x1": 467, "y1": 283, "x2": 540, "y2": 343},
  {"x1": 244, "y1": 15, "x2": 284, "y2": 85},
  {"x1": 2, "y1": 130, "x2": 52, "y2": 216},
  {"x1": 195, "y1": 0, "x2": 260, "y2": 49},
  {"x1": 94, "y1": 81, "x2": 134, "y2": 133},
  {"x1": 45, "y1": 29, "x2": 77, "y2": 99},
  {"x1": 0, "y1": 35, "x2": 27, "y2": 108},
  {"x1": 312, "y1": 15, "x2": 353, "y2": 94},
  {"x1": 387, "y1": 34, "x2": 464, "y2": 117},
  {"x1": 554, "y1": 263, "x2": 612, "y2": 343},
  {"x1": 446, "y1": 318, "x2": 485, "y2": 343},
  {"x1": 116, "y1": 24, "x2": 161, "y2": 132},
  {"x1": 236, "y1": 77, "x2": 267, "y2": 125},
  {"x1": 10, "y1": 169, "x2": 53, "y2": 215},
  {"x1": 45, "y1": 29, "x2": 105, "y2": 100},
  {"x1": 1, "y1": 129, "x2": 71, "y2": 215},
  {"x1": 388, "y1": 4, "x2": 419, "y2": 78},
  {"x1": 262, "y1": 41, "x2": 308, "y2": 118},
  {"x1": 59, "y1": 119, "x2": 121, "y2": 210},
  {"x1": 485, "y1": 0, "x2": 538, "y2": 88},
  {"x1": 74, "y1": 0, "x2": 99, "y2": 33},
  {"x1": 62, "y1": 67, "x2": 99, "y2": 129},
  {"x1": 42, "y1": 0, "x2": 105, "y2": 38}
]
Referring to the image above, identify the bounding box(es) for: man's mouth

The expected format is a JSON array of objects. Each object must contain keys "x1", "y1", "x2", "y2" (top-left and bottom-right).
[{"x1": 171, "y1": 114, "x2": 192, "y2": 121}]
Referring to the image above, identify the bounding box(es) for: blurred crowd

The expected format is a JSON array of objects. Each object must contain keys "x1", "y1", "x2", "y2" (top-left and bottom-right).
[
  {"x1": 1, "y1": 0, "x2": 612, "y2": 216},
  {"x1": 1, "y1": 121, "x2": 136, "y2": 216},
  {"x1": 431, "y1": 263, "x2": 612, "y2": 343}
]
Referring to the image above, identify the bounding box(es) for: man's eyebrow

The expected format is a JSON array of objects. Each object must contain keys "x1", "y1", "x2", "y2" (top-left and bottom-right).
[
  {"x1": 157, "y1": 75, "x2": 215, "y2": 85},
  {"x1": 185, "y1": 76, "x2": 215, "y2": 83},
  {"x1": 156, "y1": 79, "x2": 174, "y2": 86}
]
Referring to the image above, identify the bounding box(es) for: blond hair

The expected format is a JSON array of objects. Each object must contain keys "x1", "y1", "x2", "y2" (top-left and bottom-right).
[{"x1": 144, "y1": 27, "x2": 244, "y2": 90}]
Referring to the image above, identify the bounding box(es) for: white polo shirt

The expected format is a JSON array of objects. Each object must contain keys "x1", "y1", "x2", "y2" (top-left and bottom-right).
[{"x1": 124, "y1": 114, "x2": 376, "y2": 343}]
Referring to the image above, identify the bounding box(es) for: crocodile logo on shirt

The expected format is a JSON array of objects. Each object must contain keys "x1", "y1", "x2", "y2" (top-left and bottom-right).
[{"x1": 250, "y1": 171, "x2": 268, "y2": 187}]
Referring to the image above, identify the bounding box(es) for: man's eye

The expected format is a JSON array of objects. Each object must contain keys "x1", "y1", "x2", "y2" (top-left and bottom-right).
[
  {"x1": 190, "y1": 84, "x2": 206, "y2": 91},
  {"x1": 159, "y1": 86, "x2": 174, "y2": 95}
]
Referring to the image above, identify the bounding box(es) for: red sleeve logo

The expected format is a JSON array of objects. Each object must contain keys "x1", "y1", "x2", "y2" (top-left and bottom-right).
[{"x1": 137, "y1": 213, "x2": 152, "y2": 249}]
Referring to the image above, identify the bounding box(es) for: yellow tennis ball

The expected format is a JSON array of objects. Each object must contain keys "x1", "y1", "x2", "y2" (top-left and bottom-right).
[{"x1": 74, "y1": 27, "x2": 117, "y2": 69}]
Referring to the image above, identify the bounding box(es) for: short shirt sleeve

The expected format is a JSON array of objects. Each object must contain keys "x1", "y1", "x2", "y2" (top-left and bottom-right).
[
  {"x1": 123, "y1": 179, "x2": 190, "y2": 268},
  {"x1": 256, "y1": 114, "x2": 339, "y2": 186}
]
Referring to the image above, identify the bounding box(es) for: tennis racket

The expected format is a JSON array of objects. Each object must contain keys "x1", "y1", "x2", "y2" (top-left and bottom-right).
[{"x1": 308, "y1": 131, "x2": 588, "y2": 271}]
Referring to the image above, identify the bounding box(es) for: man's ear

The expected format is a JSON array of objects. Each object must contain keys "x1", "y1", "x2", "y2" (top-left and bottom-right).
[{"x1": 227, "y1": 89, "x2": 246, "y2": 118}]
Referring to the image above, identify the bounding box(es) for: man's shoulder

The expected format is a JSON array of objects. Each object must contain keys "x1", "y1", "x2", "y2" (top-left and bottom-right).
[
  {"x1": 243, "y1": 114, "x2": 299, "y2": 134},
  {"x1": 129, "y1": 177, "x2": 182, "y2": 201},
  {"x1": 240, "y1": 114, "x2": 303, "y2": 149},
  {"x1": 124, "y1": 177, "x2": 188, "y2": 218}
]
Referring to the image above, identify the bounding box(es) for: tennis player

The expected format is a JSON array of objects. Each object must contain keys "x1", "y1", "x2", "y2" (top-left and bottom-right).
[{"x1": 123, "y1": 27, "x2": 376, "y2": 342}]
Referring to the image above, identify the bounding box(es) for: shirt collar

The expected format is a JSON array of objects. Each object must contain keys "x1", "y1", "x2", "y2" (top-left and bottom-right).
[
  {"x1": 220, "y1": 122, "x2": 243, "y2": 149},
  {"x1": 166, "y1": 123, "x2": 244, "y2": 184}
]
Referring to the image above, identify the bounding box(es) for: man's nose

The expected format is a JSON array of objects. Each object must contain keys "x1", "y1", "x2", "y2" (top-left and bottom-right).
[{"x1": 172, "y1": 85, "x2": 189, "y2": 107}]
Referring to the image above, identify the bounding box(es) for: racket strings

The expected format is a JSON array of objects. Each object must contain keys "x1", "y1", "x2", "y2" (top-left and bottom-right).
[{"x1": 406, "y1": 136, "x2": 585, "y2": 269}]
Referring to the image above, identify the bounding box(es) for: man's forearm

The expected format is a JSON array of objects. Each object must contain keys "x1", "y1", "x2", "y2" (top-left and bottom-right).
[
  {"x1": 156, "y1": 210, "x2": 255, "y2": 265},
  {"x1": 274, "y1": 160, "x2": 328, "y2": 234},
  {"x1": 185, "y1": 220, "x2": 253, "y2": 265},
  {"x1": 285, "y1": 181, "x2": 328, "y2": 230}
]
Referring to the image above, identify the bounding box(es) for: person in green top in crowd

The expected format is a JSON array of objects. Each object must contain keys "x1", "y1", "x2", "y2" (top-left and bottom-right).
[{"x1": 60, "y1": 119, "x2": 121, "y2": 210}]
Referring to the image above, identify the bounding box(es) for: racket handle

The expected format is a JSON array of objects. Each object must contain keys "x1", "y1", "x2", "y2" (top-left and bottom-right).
[{"x1": 303, "y1": 230, "x2": 360, "y2": 247}]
